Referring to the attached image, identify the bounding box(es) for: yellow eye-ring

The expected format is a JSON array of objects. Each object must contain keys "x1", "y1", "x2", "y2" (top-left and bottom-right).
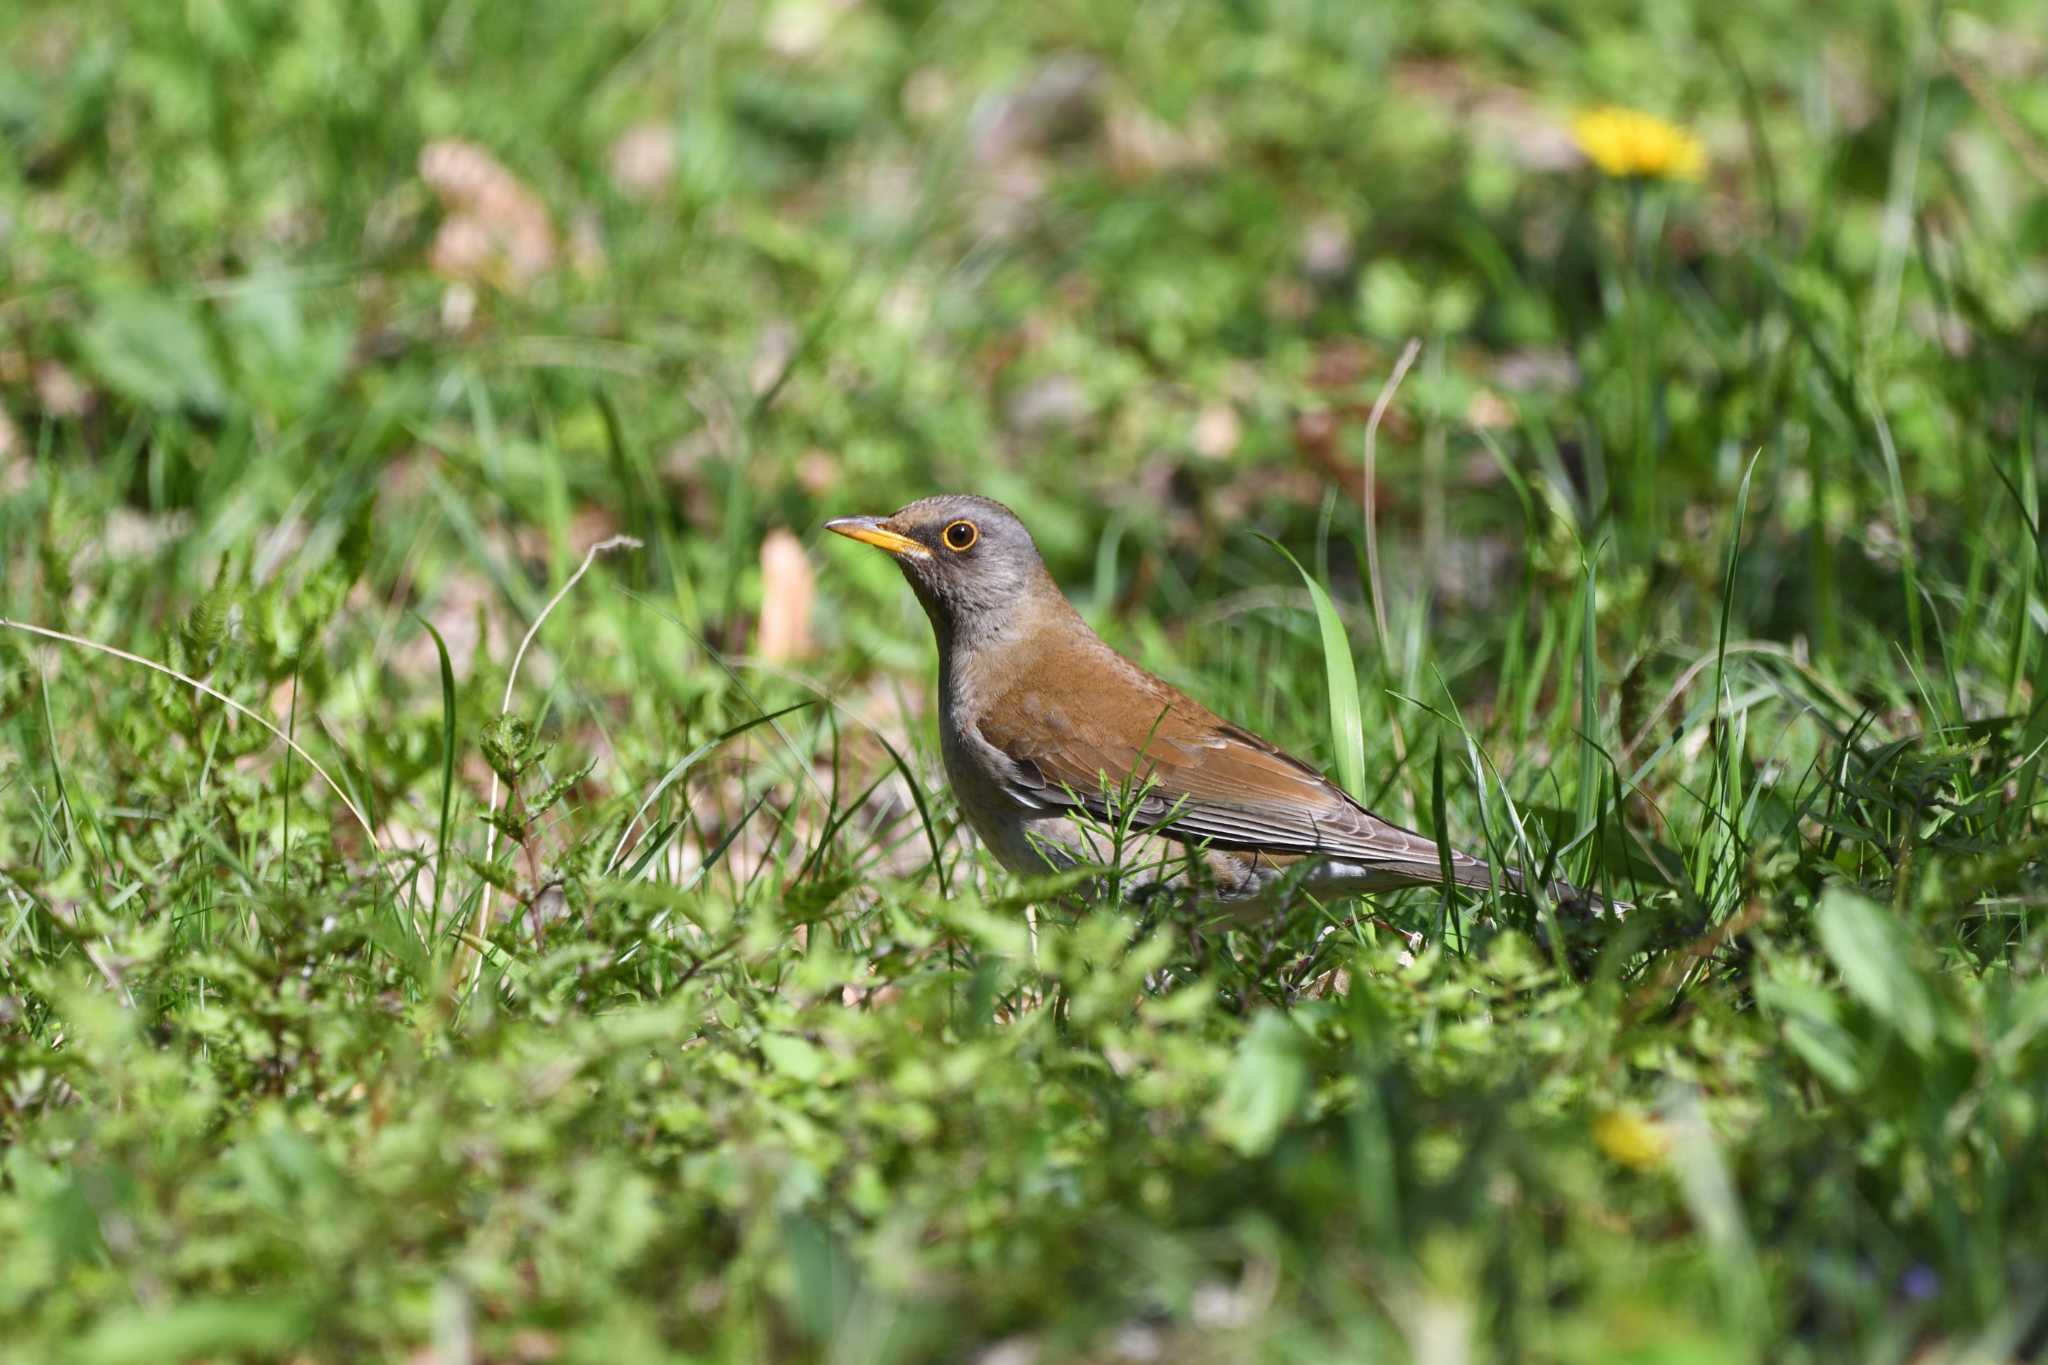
[{"x1": 942, "y1": 520, "x2": 978, "y2": 552}]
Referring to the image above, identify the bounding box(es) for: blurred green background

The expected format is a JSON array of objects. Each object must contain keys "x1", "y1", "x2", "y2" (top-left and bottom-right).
[{"x1": 4, "y1": 0, "x2": 2048, "y2": 1360}]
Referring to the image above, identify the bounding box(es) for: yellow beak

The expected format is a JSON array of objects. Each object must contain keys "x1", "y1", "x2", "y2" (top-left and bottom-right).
[{"x1": 825, "y1": 516, "x2": 930, "y2": 560}]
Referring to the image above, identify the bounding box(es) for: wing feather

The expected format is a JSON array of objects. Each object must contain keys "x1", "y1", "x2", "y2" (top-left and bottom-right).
[{"x1": 974, "y1": 662, "x2": 1481, "y2": 879}]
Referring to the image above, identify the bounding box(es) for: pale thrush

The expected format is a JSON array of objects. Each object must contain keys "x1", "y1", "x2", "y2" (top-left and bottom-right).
[{"x1": 829, "y1": 494, "x2": 1616, "y2": 913}]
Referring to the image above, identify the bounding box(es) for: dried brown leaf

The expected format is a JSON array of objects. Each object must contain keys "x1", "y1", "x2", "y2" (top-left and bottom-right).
[{"x1": 757, "y1": 528, "x2": 815, "y2": 663}]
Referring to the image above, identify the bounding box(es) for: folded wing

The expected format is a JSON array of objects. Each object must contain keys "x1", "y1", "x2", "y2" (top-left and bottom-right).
[{"x1": 973, "y1": 665, "x2": 1488, "y2": 885}]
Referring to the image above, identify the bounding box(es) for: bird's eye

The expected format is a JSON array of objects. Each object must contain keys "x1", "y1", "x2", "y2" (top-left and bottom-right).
[{"x1": 942, "y1": 520, "x2": 978, "y2": 552}]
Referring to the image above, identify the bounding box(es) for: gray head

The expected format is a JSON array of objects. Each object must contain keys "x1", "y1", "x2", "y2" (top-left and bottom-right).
[{"x1": 825, "y1": 494, "x2": 1058, "y2": 646}]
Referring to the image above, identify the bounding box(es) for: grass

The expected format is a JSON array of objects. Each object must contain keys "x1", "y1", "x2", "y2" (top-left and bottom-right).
[{"x1": 3, "y1": 0, "x2": 2048, "y2": 1358}]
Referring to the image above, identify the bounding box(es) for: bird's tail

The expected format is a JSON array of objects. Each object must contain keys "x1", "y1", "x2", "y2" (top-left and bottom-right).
[
  {"x1": 1321, "y1": 851, "x2": 1630, "y2": 920},
  {"x1": 1468, "y1": 859, "x2": 1630, "y2": 920}
]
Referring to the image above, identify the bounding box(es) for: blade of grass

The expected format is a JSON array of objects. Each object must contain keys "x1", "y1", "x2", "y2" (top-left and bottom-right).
[
  {"x1": 1859, "y1": 381, "x2": 1926, "y2": 667},
  {"x1": 1710, "y1": 453, "x2": 1763, "y2": 751},
  {"x1": 1997, "y1": 392, "x2": 2040, "y2": 711},
  {"x1": 1432, "y1": 735, "x2": 1460, "y2": 954},
  {"x1": 1576, "y1": 547, "x2": 1602, "y2": 871},
  {"x1": 605, "y1": 700, "x2": 817, "y2": 876},
  {"x1": 1701, "y1": 452, "x2": 1762, "y2": 917},
  {"x1": 282, "y1": 670, "x2": 298, "y2": 897},
  {"x1": 415, "y1": 615, "x2": 460, "y2": 939},
  {"x1": 873, "y1": 729, "x2": 952, "y2": 898},
  {"x1": 1258, "y1": 535, "x2": 1365, "y2": 802}
]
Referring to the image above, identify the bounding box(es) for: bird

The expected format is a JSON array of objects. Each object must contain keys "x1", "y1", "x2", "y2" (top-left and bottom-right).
[{"x1": 826, "y1": 493, "x2": 1622, "y2": 916}]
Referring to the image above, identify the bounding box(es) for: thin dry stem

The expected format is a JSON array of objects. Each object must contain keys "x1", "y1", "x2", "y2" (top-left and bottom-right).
[
  {"x1": 1362, "y1": 337, "x2": 1422, "y2": 655},
  {"x1": 466, "y1": 535, "x2": 641, "y2": 989},
  {"x1": 1946, "y1": 49, "x2": 2048, "y2": 190}
]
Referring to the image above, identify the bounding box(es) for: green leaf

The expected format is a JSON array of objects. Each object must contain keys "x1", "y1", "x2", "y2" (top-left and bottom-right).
[
  {"x1": 761, "y1": 1033, "x2": 828, "y2": 1083},
  {"x1": 1259, "y1": 536, "x2": 1365, "y2": 800},
  {"x1": 481, "y1": 714, "x2": 544, "y2": 784},
  {"x1": 1814, "y1": 888, "x2": 1937, "y2": 1052},
  {"x1": 78, "y1": 1299, "x2": 304, "y2": 1365},
  {"x1": 73, "y1": 290, "x2": 228, "y2": 414},
  {"x1": 464, "y1": 854, "x2": 519, "y2": 895},
  {"x1": 482, "y1": 809, "x2": 530, "y2": 842},
  {"x1": 1209, "y1": 1011, "x2": 1311, "y2": 1157},
  {"x1": 1758, "y1": 971, "x2": 1870, "y2": 1092},
  {"x1": 530, "y1": 757, "x2": 599, "y2": 818},
  {"x1": 219, "y1": 269, "x2": 352, "y2": 420}
]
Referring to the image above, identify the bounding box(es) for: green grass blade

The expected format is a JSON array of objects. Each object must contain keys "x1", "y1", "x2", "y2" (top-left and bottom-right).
[
  {"x1": 1432, "y1": 735, "x2": 1458, "y2": 952},
  {"x1": 1576, "y1": 548, "x2": 1602, "y2": 863},
  {"x1": 1258, "y1": 534, "x2": 1365, "y2": 801},
  {"x1": 605, "y1": 700, "x2": 818, "y2": 877},
  {"x1": 872, "y1": 729, "x2": 951, "y2": 898},
  {"x1": 414, "y1": 614, "x2": 459, "y2": 940}
]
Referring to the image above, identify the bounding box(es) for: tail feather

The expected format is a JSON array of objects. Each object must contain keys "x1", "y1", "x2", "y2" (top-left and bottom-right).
[
  {"x1": 1398, "y1": 850, "x2": 1631, "y2": 920},
  {"x1": 1488, "y1": 861, "x2": 1631, "y2": 920}
]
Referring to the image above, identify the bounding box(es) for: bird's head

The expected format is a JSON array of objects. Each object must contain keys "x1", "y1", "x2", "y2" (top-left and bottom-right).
[{"x1": 826, "y1": 494, "x2": 1057, "y2": 646}]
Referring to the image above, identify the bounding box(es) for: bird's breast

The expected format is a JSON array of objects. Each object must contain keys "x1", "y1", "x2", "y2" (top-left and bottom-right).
[{"x1": 935, "y1": 684, "x2": 1050, "y2": 874}]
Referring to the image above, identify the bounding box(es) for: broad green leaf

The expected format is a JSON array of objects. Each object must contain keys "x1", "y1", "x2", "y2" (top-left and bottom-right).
[
  {"x1": 1260, "y1": 536, "x2": 1365, "y2": 799},
  {"x1": 761, "y1": 1033, "x2": 829, "y2": 1083},
  {"x1": 74, "y1": 290, "x2": 228, "y2": 414},
  {"x1": 1757, "y1": 968, "x2": 1870, "y2": 1091},
  {"x1": 1209, "y1": 1011, "x2": 1311, "y2": 1157},
  {"x1": 1815, "y1": 888, "x2": 1937, "y2": 1052},
  {"x1": 219, "y1": 269, "x2": 352, "y2": 420},
  {"x1": 78, "y1": 1299, "x2": 304, "y2": 1365}
]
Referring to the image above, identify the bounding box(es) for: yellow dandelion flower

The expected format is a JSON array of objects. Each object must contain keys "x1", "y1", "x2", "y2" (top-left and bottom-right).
[
  {"x1": 1592, "y1": 1108, "x2": 1671, "y2": 1170},
  {"x1": 1570, "y1": 106, "x2": 1706, "y2": 183}
]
